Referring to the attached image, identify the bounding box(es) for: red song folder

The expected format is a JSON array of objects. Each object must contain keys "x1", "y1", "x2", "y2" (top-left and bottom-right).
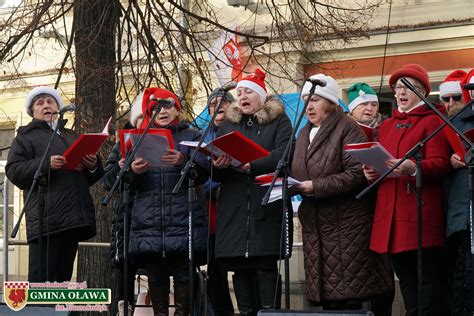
[
  {"x1": 441, "y1": 122, "x2": 474, "y2": 162},
  {"x1": 180, "y1": 131, "x2": 269, "y2": 167},
  {"x1": 119, "y1": 128, "x2": 174, "y2": 168},
  {"x1": 62, "y1": 117, "x2": 112, "y2": 170},
  {"x1": 357, "y1": 122, "x2": 376, "y2": 142}
]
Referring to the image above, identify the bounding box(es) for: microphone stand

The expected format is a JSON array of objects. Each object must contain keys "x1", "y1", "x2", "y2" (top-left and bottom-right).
[
  {"x1": 11, "y1": 113, "x2": 67, "y2": 281},
  {"x1": 356, "y1": 77, "x2": 474, "y2": 316},
  {"x1": 172, "y1": 88, "x2": 229, "y2": 314},
  {"x1": 261, "y1": 81, "x2": 318, "y2": 309},
  {"x1": 102, "y1": 104, "x2": 162, "y2": 315}
]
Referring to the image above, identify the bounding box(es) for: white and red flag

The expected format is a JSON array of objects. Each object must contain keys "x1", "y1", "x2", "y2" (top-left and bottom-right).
[{"x1": 208, "y1": 30, "x2": 244, "y2": 85}]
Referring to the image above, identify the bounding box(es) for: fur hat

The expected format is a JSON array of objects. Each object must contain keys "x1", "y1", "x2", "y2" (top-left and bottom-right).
[
  {"x1": 24, "y1": 86, "x2": 65, "y2": 117},
  {"x1": 236, "y1": 69, "x2": 267, "y2": 104},
  {"x1": 301, "y1": 74, "x2": 340, "y2": 105},
  {"x1": 207, "y1": 88, "x2": 235, "y2": 112},
  {"x1": 347, "y1": 82, "x2": 379, "y2": 113},
  {"x1": 389, "y1": 64, "x2": 430, "y2": 96},
  {"x1": 130, "y1": 91, "x2": 144, "y2": 127}
]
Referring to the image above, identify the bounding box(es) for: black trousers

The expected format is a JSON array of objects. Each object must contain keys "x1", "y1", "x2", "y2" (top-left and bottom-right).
[
  {"x1": 146, "y1": 255, "x2": 190, "y2": 287},
  {"x1": 390, "y1": 248, "x2": 449, "y2": 316},
  {"x1": 28, "y1": 231, "x2": 79, "y2": 282},
  {"x1": 207, "y1": 235, "x2": 234, "y2": 316}
]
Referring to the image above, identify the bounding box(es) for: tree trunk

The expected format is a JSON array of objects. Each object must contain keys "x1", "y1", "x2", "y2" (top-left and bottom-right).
[{"x1": 73, "y1": 0, "x2": 119, "y2": 314}]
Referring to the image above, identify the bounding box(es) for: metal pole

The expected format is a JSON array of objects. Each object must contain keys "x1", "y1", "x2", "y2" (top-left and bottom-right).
[{"x1": 3, "y1": 176, "x2": 9, "y2": 282}]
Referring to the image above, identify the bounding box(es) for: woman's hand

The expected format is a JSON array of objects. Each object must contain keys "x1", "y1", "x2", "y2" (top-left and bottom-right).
[
  {"x1": 82, "y1": 154, "x2": 98, "y2": 170},
  {"x1": 212, "y1": 155, "x2": 231, "y2": 169},
  {"x1": 237, "y1": 163, "x2": 251, "y2": 173},
  {"x1": 450, "y1": 153, "x2": 465, "y2": 169},
  {"x1": 362, "y1": 164, "x2": 379, "y2": 181},
  {"x1": 162, "y1": 149, "x2": 185, "y2": 166},
  {"x1": 386, "y1": 159, "x2": 416, "y2": 176},
  {"x1": 295, "y1": 180, "x2": 314, "y2": 195},
  {"x1": 131, "y1": 157, "x2": 151, "y2": 174},
  {"x1": 50, "y1": 155, "x2": 67, "y2": 170},
  {"x1": 119, "y1": 158, "x2": 125, "y2": 168}
]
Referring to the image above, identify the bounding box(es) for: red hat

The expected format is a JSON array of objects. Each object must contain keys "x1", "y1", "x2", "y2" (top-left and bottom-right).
[
  {"x1": 439, "y1": 70, "x2": 467, "y2": 98},
  {"x1": 236, "y1": 68, "x2": 267, "y2": 103},
  {"x1": 461, "y1": 69, "x2": 474, "y2": 103},
  {"x1": 140, "y1": 87, "x2": 181, "y2": 127},
  {"x1": 389, "y1": 64, "x2": 430, "y2": 96}
]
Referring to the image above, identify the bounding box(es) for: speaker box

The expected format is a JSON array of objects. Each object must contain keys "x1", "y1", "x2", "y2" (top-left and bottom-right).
[
  {"x1": 258, "y1": 310, "x2": 374, "y2": 316},
  {"x1": 0, "y1": 304, "x2": 68, "y2": 315}
]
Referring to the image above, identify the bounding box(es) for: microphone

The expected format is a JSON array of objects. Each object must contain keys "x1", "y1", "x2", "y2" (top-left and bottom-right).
[
  {"x1": 220, "y1": 81, "x2": 238, "y2": 92},
  {"x1": 305, "y1": 78, "x2": 327, "y2": 87},
  {"x1": 463, "y1": 83, "x2": 474, "y2": 90},
  {"x1": 149, "y1": 95, "x2": 175, "y2": 109},
  {"x1": 52, "y1": 104, "x2": 76, "y2": 114}
]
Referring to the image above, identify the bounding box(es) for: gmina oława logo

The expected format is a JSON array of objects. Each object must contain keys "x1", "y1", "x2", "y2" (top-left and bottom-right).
[{"x1": 3, "y1": 281, "x2": 110, "y2": 312}]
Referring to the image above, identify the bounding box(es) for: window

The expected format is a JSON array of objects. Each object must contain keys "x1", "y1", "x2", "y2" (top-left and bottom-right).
[
  {"x1": 0, "y1": 128, "x2": 14, "y2": 160},
  {"x1": 0, "y1": 171, "x2": 14, "y2": 239}
]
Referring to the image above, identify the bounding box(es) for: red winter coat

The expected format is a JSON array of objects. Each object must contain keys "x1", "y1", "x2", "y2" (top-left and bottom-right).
[{"x1": 370, "y1": 104, "x2": 451, "y2": 254}]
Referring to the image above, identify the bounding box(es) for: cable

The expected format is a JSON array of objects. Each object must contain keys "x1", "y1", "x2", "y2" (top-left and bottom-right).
[{"x1": 378, "y1": 0, "x2": 393, "y2": 94}]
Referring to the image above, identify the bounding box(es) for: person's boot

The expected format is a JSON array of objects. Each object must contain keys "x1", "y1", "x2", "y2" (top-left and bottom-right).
[
  {"x1": 232, "y1": 272, "x2": 258, "y2": 316},
  {"x1": 257, "y1": 271, "x2": 281, "y2": 310},
  {"x1": 148, "y1": 285, "x2": 170, "y2": 316},
  {"x1": 173, "y1": 282, "x2": 190, "y2": 316}
]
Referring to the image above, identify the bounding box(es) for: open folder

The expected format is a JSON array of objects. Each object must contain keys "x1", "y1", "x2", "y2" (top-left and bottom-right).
[
  {"x1": 62, "y1": 117, "x2": 111, "y2": 170},
  {"x1": 344, "y1": 142, "x2": 400, "y2": 178},
  {"x1": 179, "y1": 131, "x2": 269, "y2": 167},
  {"x1": 119, "y1": 128, "x2": 174, "y2": 168},
  {"x1": 255, "y1": 173, "x2": 302, "y2": 203}
]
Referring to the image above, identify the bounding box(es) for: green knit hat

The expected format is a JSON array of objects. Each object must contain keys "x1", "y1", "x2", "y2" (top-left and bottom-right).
[{"x1": 347, "y1": 82, "x2": 379, "y2": 113}]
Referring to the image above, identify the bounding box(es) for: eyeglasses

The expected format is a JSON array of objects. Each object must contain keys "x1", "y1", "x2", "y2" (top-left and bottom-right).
[
  {"x1": 393, "y1": 85, "x2": 423, "y2": 93},
  {"x1": 440, "y1": 95, "x2": 463, "y2": 103}
]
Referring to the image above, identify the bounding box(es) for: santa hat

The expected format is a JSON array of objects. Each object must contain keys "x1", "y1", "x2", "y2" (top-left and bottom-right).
[
  {"x1": 301, "y1": 74, "x2": 340, "y2": 105},
  {"x1": 461, "y1": 69, "x2": 474, "y2": 102},
  {"x1": 130, "y1": 91, "x2": 144, "y2": 127},
  {"x1": 24, "y1": 86, "x2": 65, "y2": 117},
  {"x1": 389, "y1": 64, "x2": 431, "y2": 96},
  {"x1": 347, "y1": 82, "x2": 379, "y2": 113},
  {"x1": 439, "y1": 70, "x2": 467, "y2": 99},
  {"x1": 236, "y1": 69, "x2": 267, "y2": 104},
  {"x1": 141, "y1": 87, "x2": 181, "y2": 126}
]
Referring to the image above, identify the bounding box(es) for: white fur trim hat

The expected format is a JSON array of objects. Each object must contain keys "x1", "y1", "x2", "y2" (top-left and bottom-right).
[
  {"x1": 130, "y1": 91, "x2": 144, "y2": 127},
  {"x1": 24, "y1": 86, "x2": 65, "y2": 117},
  {"x1": 236, "y1": 68, "x2": 267, "y2": 104},
  {"x1": 301, "y1": 74, "x2": 340, "y2": 105},
  {"x1": 439, "y1": 70, "x2": 467, "y2": 97}
]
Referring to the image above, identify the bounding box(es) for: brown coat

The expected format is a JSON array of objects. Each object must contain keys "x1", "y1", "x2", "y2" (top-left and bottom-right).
[{"x1": 291, "y1": 109, "x2": 393, "y2": 303}]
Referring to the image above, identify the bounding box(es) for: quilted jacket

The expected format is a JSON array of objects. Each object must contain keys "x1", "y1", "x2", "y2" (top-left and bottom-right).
[{"x1": 291, "y1": 109, "x2": 393, "y2": 303}]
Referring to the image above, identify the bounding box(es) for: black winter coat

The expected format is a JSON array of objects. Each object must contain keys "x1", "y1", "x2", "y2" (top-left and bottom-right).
[
  {"x1": 214, "y1": 97, "x2": 293, "y2": 260},
  {"x1": 6, "y1": 119, "x2": 103, "y2": 242},
  {"x1": 128, "y1": 122, "x2": 209, "y2": 262}
]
